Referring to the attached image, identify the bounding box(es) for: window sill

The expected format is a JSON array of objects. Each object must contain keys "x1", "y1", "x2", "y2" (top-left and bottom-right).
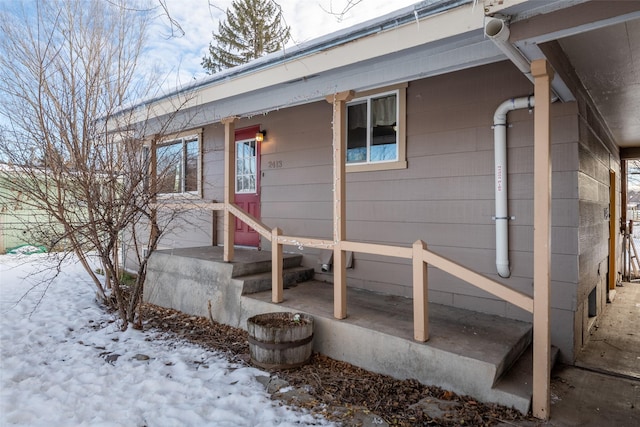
[
  {"x1": 346, "y1": 160, "x2": 407, "y2": 173},
  {"x1": 156, "y1": 192, "x2": 202, "y2": 200}
]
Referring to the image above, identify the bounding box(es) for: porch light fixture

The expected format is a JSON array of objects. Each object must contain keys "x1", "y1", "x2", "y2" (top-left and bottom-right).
[{"x1": 255, "y1": 131, "x2": 265, "y2": 142}]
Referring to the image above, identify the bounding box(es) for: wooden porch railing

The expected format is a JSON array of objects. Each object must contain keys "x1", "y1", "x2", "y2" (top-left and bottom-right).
[{"x1": 181, "y1": 200, "x2": 535, "y2": 342}]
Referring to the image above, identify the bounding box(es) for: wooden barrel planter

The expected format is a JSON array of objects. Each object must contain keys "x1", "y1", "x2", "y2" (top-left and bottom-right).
[{"x1": 247, "y1": 312, "x2": 314, "y2": 369}]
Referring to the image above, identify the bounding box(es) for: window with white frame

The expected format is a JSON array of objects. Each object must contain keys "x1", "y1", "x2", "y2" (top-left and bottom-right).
[
  {"x1": 345, "y1": 85, "x2": 407, "y2": 172},
  {"x1": 235, "y1": 138, "x2": 257, "y2": 194},
  {"x1": 156, "y1": 135, "x2": 200, "y2": 195}
]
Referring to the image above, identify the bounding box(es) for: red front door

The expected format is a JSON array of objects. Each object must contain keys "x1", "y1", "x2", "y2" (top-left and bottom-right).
[{"x1": 234, "y1": 126, "x2": 261, "y2": 247}]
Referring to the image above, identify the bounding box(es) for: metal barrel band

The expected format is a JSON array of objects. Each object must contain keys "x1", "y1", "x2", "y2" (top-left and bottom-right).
[{"x1": 248, "y1": 333, "x2": 313, "y2": 350}]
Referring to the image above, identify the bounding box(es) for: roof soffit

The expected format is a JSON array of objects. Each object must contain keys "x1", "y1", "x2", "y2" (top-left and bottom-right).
[{"x1": 504, "y1": 1, "x2": 640, "y2": 148}]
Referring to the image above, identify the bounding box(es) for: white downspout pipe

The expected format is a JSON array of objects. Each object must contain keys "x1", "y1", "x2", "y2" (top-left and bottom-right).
[
  {"x1": 485, "y1": 18, "x2": 567, "y2": 103},
  {"x1": 486, "y1": 17, "x2": 535, "y2": 278},
  {"x1": 484, "y1": 18, "x2": 533, "y2": 83},
  {"x1": 485, "y1": 17, "x2": 551, "y2": 278},
  {"x1": 493, "y1": 96, "x2": 534, "y2": 278}
]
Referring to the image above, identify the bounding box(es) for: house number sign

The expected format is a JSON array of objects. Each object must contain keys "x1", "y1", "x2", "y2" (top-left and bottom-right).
[{"x1": 267, "y1": 160, "x2": 283, "y2": 169}]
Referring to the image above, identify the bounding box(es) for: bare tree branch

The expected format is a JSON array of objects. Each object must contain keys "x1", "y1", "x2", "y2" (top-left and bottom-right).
[
  {"x1": 320, "y1": 0, "x2": 365, "y2": 22},
  {"x1": 0, "y1": 0, "x2": 198, "y2": 330}
]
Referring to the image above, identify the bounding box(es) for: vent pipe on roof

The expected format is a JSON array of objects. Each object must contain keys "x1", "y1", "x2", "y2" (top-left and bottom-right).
[{"x1": 492, "y1": 96, "x2": 534, "y2": 278}]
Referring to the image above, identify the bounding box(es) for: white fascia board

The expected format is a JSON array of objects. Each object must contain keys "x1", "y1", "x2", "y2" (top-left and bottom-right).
[
  {"x1": 483, "y1": 0, "x2": 531, "y2": 16},
  {"x1": 137, "y1": 1, "x2": 485, "y2": 124},
  {"x1": 513, "y1": 10, "x2": 640, "y2": 45},
  {"x1": 483, "y1": 0, "x2": 589, "y2": 19},
  {"x1": 177, "y1": 38, "x2": 503, "y2": 128}
]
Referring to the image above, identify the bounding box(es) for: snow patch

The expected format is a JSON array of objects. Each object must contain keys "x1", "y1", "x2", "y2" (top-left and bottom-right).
[{"x1": 0, "y1": 254, "x2": 334, "y2": 426}]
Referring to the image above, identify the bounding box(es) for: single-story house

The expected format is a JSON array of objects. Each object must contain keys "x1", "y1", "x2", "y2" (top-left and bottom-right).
[{"x1": 122, "y1": 0, "x2": 640, "y2": 419}]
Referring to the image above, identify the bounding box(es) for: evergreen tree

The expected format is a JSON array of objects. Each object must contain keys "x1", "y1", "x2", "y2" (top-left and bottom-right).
[{"x1": 202, "y1": 0, "x2": 291, "y2": 74}]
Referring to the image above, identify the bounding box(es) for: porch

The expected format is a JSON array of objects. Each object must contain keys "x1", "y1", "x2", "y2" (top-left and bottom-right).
[
  {"x1": 146, "y1": 58, "x2": 557, "y2": 418},
  {"x1": 145, "y1": 246, "x2": 544, "y2": 413}
]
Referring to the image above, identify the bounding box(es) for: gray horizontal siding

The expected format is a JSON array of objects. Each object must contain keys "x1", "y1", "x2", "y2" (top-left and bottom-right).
[
  {"x1": 202, "y1": 124, "x2": 225, "y2": 202},
  {"x1": 198, "y1": 62, "x2": 583, "y2": 345},
  {"x1": 158, "y1": 209, "x2": 215, "y2": 249},
  {"x1": 347, "y1": 175, "x2": 495, "y2": 200},
  {"x1": 259, "y1": 101, "x2": 334, "y2": 242},
  {"x1": 261, "y1": 183, "x2": 332, "y2": 202},
  {"x1": 347, "y1": 221, "x2": 577, "y2": 254}
]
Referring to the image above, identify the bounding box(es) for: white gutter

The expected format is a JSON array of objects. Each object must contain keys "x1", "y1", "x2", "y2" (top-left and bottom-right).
[{"x1": 492, "y1": 96, "x2": 534, "y2": 278}]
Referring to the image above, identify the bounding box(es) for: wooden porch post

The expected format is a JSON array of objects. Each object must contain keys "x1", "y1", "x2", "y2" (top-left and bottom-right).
[
  {"x1": 531, "y1": 58, "x2": 554, "y2": 420},
  {"x1": 222, "y1": 117, "x2": 237, "y2": 262},
  {"x1": 326, "y1": 90, "x2": 354, "y2": 319},
  {"x1": 272, "y1": 227, "x2": 283, "y2": 303},
  {"x1": 413, "y1": 240, "x2": 429, "y2": 341}
]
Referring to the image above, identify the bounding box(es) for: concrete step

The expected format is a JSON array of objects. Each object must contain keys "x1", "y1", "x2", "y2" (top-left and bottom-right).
[
  {"x1": 229, "y1": 253, "x2": 304, "y2": 277},
  {"x1": 145, "y1": 246, "x2": 312, "y2": 328},
  {"x1": 240, "y1": 266, "x2": 315, "y2": 295},
  {"x1": 146, "y1": 246, "x2": 303, "y2": 277},
  {"x1": 489, "y1": 343, "x2": 560, "y2": 413},
  {"x1": 493, "y1": 324, "x2": 532, "y2": 386},
  {"x1": 241, "y1": 281, "x2": 536, "y2": 413}
]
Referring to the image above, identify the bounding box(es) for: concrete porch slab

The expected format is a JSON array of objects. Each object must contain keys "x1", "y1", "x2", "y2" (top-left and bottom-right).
[
  {"x1": 151, "y1": 246, "x2": 303, "y2": 276},
  {"x1": 242, "y1": 281, "x2": 533, "y2": 412}
]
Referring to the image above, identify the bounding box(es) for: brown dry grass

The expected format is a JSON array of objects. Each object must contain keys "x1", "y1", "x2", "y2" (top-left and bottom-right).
[{"x1": 140, "y1": 303, "x2": 538, "y2": 426}]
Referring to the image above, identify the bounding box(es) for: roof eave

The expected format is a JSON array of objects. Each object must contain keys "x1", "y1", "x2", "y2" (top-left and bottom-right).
[{"x1": 126, "y1": 0, "x2": 479, "y2": 123}]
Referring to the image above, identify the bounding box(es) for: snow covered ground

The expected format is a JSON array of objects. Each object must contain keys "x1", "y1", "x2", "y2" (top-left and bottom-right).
[{"x1": 0, "y1": 253, "x2": 333, "y2": 426}]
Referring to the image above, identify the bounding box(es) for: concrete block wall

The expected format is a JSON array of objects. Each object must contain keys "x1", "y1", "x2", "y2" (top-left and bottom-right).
[{"x1": 574, "y1": 96, "x2": 621, "y2": 356}]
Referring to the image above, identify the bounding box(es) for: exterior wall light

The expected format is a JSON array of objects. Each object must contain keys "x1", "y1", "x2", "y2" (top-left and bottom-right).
[{"x1": 255, "y1": 131, "x2": 265, "y2": 142}]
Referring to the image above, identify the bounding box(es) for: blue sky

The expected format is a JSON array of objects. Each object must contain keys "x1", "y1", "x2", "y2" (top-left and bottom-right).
[{"x1": 146, "y1": 0, "x2": 420, "y2": 91}]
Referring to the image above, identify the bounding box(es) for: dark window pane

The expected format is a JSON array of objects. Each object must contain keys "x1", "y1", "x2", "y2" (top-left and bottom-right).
[
  {"x1": 371, "y1": 94, "x2": 397, "y2": 161},
  {"x1": 185, "y1": 139, "x2": 198, "y2": 192},
  {"x1": 371, "y1": 94, "x2": 396, "y2": 128},
  {"x1": 370, "y1": 94, "x2": 398, "y2": 162},
  {"x1": 155, "y1": 138, "x2": 199, "y2": 194},
  {"x1": 347, "y1": 102, "x2": 367, "y2": 163},
  {"x1": 156, "y1": 143, "x2": 182, "y2": 193}
]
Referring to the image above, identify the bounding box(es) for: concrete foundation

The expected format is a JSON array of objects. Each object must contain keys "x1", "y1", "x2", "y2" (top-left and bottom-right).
[{"x1": 145, "y1": 246, "x2": 536, "y2": 412}]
